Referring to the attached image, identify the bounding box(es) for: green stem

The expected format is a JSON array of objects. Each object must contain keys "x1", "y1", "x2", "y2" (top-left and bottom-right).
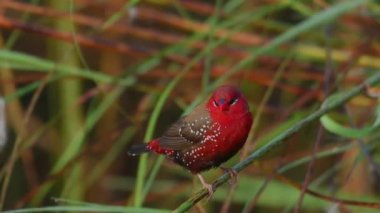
[{"x1": 134, "y1": 69, "x2": 189, "y2": 207}]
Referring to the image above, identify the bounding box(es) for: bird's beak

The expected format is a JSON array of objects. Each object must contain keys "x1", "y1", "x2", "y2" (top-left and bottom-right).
[
  {"x1": 220, "y1": 104, "x2": 229, "y2": 111},
  {"x1": 218, "y1": 98, "x2": 229, "y2": 111}
]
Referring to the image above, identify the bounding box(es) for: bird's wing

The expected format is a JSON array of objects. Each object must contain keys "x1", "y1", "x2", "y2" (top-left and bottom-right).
[{"x1": 158, "y1": 105, "x2": 211, "y2": 150}]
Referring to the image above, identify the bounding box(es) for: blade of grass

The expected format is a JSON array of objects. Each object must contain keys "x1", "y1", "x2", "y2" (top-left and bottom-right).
[
  {"x1": 3, "y1": 74, "x2": 64, "y2": 103},
  {"x1": 86, "y1": 126, "x2": 137, "y2": 187},
  {"x1": 133, "y1": 69, "x2": 189, "y2": 207},
  {"x1": 0, "y1": 50, "x2": 136, "y2": 86},
  {"x1": 3, "y1": 206, "x2": 170, "y2": 213}
]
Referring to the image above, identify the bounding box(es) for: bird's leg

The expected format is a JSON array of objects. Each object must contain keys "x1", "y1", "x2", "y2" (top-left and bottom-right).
[
  {"x1": 220, "y1": 166, "x2": 238, "y2": 186},
  {"x1": 197, "y1": 174, "x2": 215, "y2": 200}
]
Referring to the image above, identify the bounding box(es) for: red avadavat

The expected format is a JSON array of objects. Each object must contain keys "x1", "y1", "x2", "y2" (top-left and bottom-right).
[{"x1": 129, "y1": 85, "x2": 252, "y2": 197}]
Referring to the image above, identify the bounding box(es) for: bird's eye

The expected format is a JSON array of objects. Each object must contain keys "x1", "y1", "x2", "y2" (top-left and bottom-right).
[
  {"x1": 229, "y1": 98, "x2": 238, "y2": 105},
  {"x1": 213, "y1": 100, "x2": 219, "y2": 107}
]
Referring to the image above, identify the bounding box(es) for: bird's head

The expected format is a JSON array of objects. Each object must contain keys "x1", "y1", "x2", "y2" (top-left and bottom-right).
[{"x1": 207, "y1": 85, "x2": 249, "y2": 116}]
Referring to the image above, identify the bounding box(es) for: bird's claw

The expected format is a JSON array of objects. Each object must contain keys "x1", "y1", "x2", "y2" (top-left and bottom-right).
[
  {"x1": 197, "y1": 174, "x2": 215, "y2": 201},
  {"x1": 203, "y1": 183, "x2": 215, "y2": 201},
  {"x1": 220, "y1": 167, "x2": 238, "y2": 186}
]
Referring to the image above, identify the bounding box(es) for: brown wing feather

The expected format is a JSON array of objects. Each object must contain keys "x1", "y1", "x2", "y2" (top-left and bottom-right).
[{"x1": 158, "y1": 104, "x2": 211, "y2": 150}]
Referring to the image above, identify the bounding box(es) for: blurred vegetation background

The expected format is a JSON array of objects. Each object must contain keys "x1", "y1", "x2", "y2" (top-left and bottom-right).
[{"x1": 1, "y1": 0, "x2": 380, "y2": 212}]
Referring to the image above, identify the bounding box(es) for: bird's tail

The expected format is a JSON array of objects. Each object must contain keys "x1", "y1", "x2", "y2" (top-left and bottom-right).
[{"x1": 128, "y1": 144, "x2": 150, "y2": 156}]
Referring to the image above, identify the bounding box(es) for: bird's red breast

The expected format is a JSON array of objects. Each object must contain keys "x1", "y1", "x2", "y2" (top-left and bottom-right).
[{"x1": 145, "y1": 85, "x2": 252, "y2": 173}]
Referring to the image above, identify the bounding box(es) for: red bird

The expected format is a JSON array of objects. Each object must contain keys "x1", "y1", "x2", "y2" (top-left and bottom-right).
[{"x1": 129, "y1": 85, "x2": 252, "y2": 197}]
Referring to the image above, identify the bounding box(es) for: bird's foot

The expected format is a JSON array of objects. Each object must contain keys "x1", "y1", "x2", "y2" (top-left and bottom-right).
[
  {"x1": 197, "y1": 174, "x2": 215, "y2": 200},
  {"x1": 220, "y1": 166, "x2": 238, "y2": 186},
  {"x1": 203, "y1": 182, "x2": 215, "y2": 201}
]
